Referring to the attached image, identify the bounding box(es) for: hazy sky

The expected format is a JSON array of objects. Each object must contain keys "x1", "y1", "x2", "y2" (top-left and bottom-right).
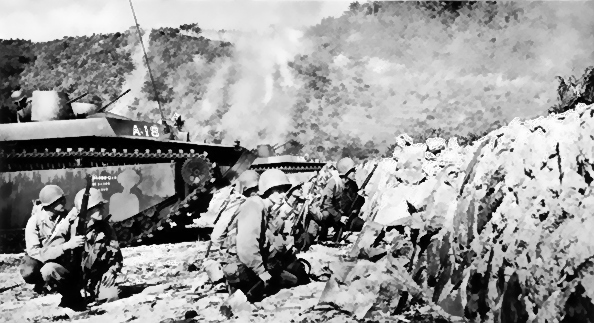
[{"x1": 0, "y1": 0, "x2": 352, "y2": 42}]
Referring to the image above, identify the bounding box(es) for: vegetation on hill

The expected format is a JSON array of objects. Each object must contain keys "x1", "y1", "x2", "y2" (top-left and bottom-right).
[{"x1": 1, "y1": 1, "x2": 593, "y2": 161}]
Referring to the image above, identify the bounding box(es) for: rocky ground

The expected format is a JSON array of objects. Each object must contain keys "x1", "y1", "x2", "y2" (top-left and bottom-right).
[{"x1": 0, "y1": 237, "x2": 457, "y2": 323}]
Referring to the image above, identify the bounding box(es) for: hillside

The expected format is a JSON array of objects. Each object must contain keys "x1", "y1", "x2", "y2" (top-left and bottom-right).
[{"x1": 1, "y1": 1, "x2": 594, "y2": 160}]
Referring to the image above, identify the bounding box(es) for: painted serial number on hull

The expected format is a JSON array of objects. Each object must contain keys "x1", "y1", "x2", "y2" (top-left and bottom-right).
[{"x1": 132, "y1": 124, "x2": 160, "y2": 138}]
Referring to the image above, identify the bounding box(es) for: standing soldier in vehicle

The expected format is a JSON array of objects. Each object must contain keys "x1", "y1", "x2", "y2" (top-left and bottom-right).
[
  {"x1": 11, "y1": 90, "x2": 33, "y2": 123},
  {"x1": 19, "y1": 185, "x2": 83, "y2": 295},
  {"x1": 308, "y1": 157, "x2": 366, "y2": 242},
  {"x1": 43, "y1": 187, "x2": 123, "y2": 310},
  {"x1": 222, "y1": 169, "x2": 310, "y2": 302}
]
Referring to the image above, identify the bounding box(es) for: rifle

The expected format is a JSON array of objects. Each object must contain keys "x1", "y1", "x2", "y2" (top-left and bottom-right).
[
  {"x1": 290, "y1": 178, "x2": 317, "y2": 239},
  {"x1": 73, "y1": 174, "x2": 93, "y2": 303},
  {"x1": 333, "y1": 163, "x2": 378, "y2": 243}
]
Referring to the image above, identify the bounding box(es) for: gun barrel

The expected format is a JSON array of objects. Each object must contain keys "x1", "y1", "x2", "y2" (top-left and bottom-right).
[
  {"x1": 272, "y1": 140, "x2": 292, "y2": 151},
  {"x1": 66, "y1": 92, "x2": 88, "y2": 105},
  {"x1": 96, "y1": 89, "x2": 131, "y2": 113}
]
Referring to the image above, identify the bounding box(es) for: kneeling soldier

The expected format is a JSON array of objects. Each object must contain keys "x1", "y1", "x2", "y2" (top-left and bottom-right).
[
  {"x1": 20, "y1": 185, "x2": 81, "y2": 296},
  {"x1": 222, "y1": 169, "x2": 310, "y2": 302},
  {"x1": 43, "y1": 187, "x2": 123, "y2": 310}
]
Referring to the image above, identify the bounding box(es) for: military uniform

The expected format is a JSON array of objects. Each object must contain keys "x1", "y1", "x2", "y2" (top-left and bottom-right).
[
  {"x1": 308, "y1": 172, "x2": 345, "y2": 241},
  {"x1": 48, "y1": 208, "x2": 123, "y2": 302},
  {"x1": 208, "y1": 170, "x2": 261, "y2": 267},
  {"x1": 19, "y1": 186, "x2": 69, "y2": 293},
  {"x1": 10, "y1": 91, "x2": 32, "y2": 123},
  {"x1": 341, "y1": 176, "x2": 366, "y2": 232},
  {"x1": 29, "y1": 187, "x2": 123, "y2": 310},
  {"x1": 308, "y1": 158, "x2": 366, "y2": 242},
  {"x1": 17, "y1": 98, "x2": 33, "y2": 123},
  {"x1": 20, "y1": 207, "x2": 68, "y2": 291},
  {"x1": 222, "y1": 170, "x2": 309, "y2": 303},
  {"x1": 210, "y1": 191, "x2": 247, "y2": 255}
]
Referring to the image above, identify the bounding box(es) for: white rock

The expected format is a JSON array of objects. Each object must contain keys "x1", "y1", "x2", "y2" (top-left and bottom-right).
[{"x1": 426, "y1": 137, "x2": 446, "y2": 152}]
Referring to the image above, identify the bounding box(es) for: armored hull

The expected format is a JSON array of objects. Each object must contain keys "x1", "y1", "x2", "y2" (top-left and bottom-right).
[
  {"x1": 248, "y1": 144, "x2": 325, "y2": 177},
  {"x1": 0, "y1": 114, "x2": 256, "y2": 253}
]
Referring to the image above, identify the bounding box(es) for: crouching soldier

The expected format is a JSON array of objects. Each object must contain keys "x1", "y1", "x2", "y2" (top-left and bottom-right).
[
  {"x1": 43, "y1": 187, "x2": 123, "y2": 310},
  {"x1": 210, "y1": 170, "x2": 261, "y2": 258},
  {"x1": 337, "y1": 158, "x2": 366, "y2": 234},
  {"x1": 19, "y1": 185, "x2": 80, "y2": 295},
  {"x1": 195, "y1": 170, "x2": 262, "y2": 281},
  {"x1": 307, "y1": 157, "x2": 366, "y2": 242},
  {"x1": 222, "y1": 169, "x2": 310, "y2": 303},
  {"x1": 277, "y1": 182, "x2": 316, "y2": 252}
]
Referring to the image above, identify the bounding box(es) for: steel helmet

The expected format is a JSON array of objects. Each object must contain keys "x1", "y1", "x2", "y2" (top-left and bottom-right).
[
  {"x1": 286, "y1": 182, "x2": 304, "y2": 197},
  {"x1": 39, "y1": 185, "x2": 65, "y2": 207},
  {"x1": 74, "y1": 187, "x2": 107, "y2": 211},
  {"x1": 238, "y1": 170, "x2": 260, "y2": 192},
  {"x1": 337, "y1": 157, "x2": 356, "y2": 176},
  {"x1": 258, "y1": 169, "x2": 291, "y2": 195},
  {"x1": 11, "y1": 91, "x2": 26, "y2": 103}
]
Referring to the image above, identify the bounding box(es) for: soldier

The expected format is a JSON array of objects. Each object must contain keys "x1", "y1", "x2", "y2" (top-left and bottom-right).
[
  {"x1": 19, "y1": 185, "x2": 81, "y2": 295},
  {"x1": 43, "y1": 187, "x2": 123, "y2": 310},
  {"x1": 210, "y1": 170, "x2": 260, "y2": 258},
  {"x1": 222, "y1": 169, "x2": 310, "y2": 302},
  {"x1": 308, "y1": 157, "x2": 366, "y2": 242},
  {"x1": 338, "y1": 158, "x2": 366, "y2": 234},
  {"x1": 11, "y1": 90, "x2": 32, "y2": 123},
  {"x1": 276, "y1": 181, "x2": 314, "y2": 252}
]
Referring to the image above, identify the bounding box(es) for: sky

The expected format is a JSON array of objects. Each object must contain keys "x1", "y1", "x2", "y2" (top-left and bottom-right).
[{"x1": 0, "y1": 0, "x2": 352, "y2": 42}]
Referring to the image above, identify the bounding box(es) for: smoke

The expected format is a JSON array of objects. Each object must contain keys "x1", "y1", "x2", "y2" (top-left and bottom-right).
[
  {"x1": 110, "y1": 27, "x2": 156, "y2": 119},
  {"x1": 110, "y1": 1, "x2": 594, "y2": 157},
  {"x1": 110, "y1": 12, "x2": 317, "y2": 150},
  {"x1": 205, "y1": 27, "x2": 312, "y2": 149}
]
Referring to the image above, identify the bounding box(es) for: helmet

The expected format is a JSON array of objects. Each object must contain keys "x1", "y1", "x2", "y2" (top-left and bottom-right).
[
  {"x1": 11, "y1": 91, "x2": 26, "y2": 103},
  {"x1": 258, "y1": 169, "x2": 291, "y2": 195},
  {"x1": 39, "y1": 185, "x2": 65, "y2": 207},
  {"x1": 286, "y1": 182, "x2": 303, "y2": 197},
  {"x1": 74, "y1": 188, "x2": 107, "y2": 211},
  {"x1": 337, "y1": 157, "x2": 356, "y2": 176},
  {"x1": 238, "y1": 170, "x2": 260, "y2": 192}
]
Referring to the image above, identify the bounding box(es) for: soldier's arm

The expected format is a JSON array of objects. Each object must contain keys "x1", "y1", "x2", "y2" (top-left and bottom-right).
[
  {"x1": 236, "y1": 199, "x2": 268, "y2": 277},
  {"x1": 39, "y1": 210, "x2": 78, "y2": 262},
  {"x1": 105, "y1": 229, "x2": 124, "y2": 274},
  {"x1": 210, "y1": 198, "x2": 238, "y2": 245},
  {"x1": 24, "y1": 215, "x2": 44, "y2": 262},
  {"x1": 38, "y1": 232, "x2": 68, "y2": 263},
  {"x1": 321, "y1": 179, "x2": 341, "y2": 222},
  {"x1": 348, "y1": 181, "x2": 364, "y2": 215},
  {"x1": 210, "y1": 218, "x2": 228, "y2": 246}
]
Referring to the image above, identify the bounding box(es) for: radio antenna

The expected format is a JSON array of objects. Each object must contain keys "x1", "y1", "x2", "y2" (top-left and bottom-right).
[{"x1": 128, "y1": 0, "x2": 166, "y2": 122}]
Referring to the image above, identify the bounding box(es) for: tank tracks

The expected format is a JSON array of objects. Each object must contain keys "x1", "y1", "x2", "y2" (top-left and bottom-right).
[
  {"x1": 0, "y1": 147, "x2": 217, "y2": 252},
  {"x1": 0, "y1": 146, "x2": 210, "y2": 172},
  {"x1": 250, "y1": 163, "x2": 325, "y2": 174},
  {"x1": 108, "y1": 153, "x2": 215, "y2": 248}
]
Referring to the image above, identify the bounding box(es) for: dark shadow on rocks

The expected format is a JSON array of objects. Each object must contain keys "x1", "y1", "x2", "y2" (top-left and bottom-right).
[
  {"x1": 560, "y1": 282, "x2": 594, "y2": 323},
  {"x1": 126, "y1": 227, "x2": 213, "y2": 248},
  {"x1": 117, "y1": 283, "x2": 163, "y2": 300},
  {"x1": 0, "y1": 283, "x2": 22, "y2": 294}
]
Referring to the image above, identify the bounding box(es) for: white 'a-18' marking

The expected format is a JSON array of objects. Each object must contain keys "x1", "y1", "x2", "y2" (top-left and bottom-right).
[{"x1": 133, "y1": 125, "x2": 160, "y2": 138}]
